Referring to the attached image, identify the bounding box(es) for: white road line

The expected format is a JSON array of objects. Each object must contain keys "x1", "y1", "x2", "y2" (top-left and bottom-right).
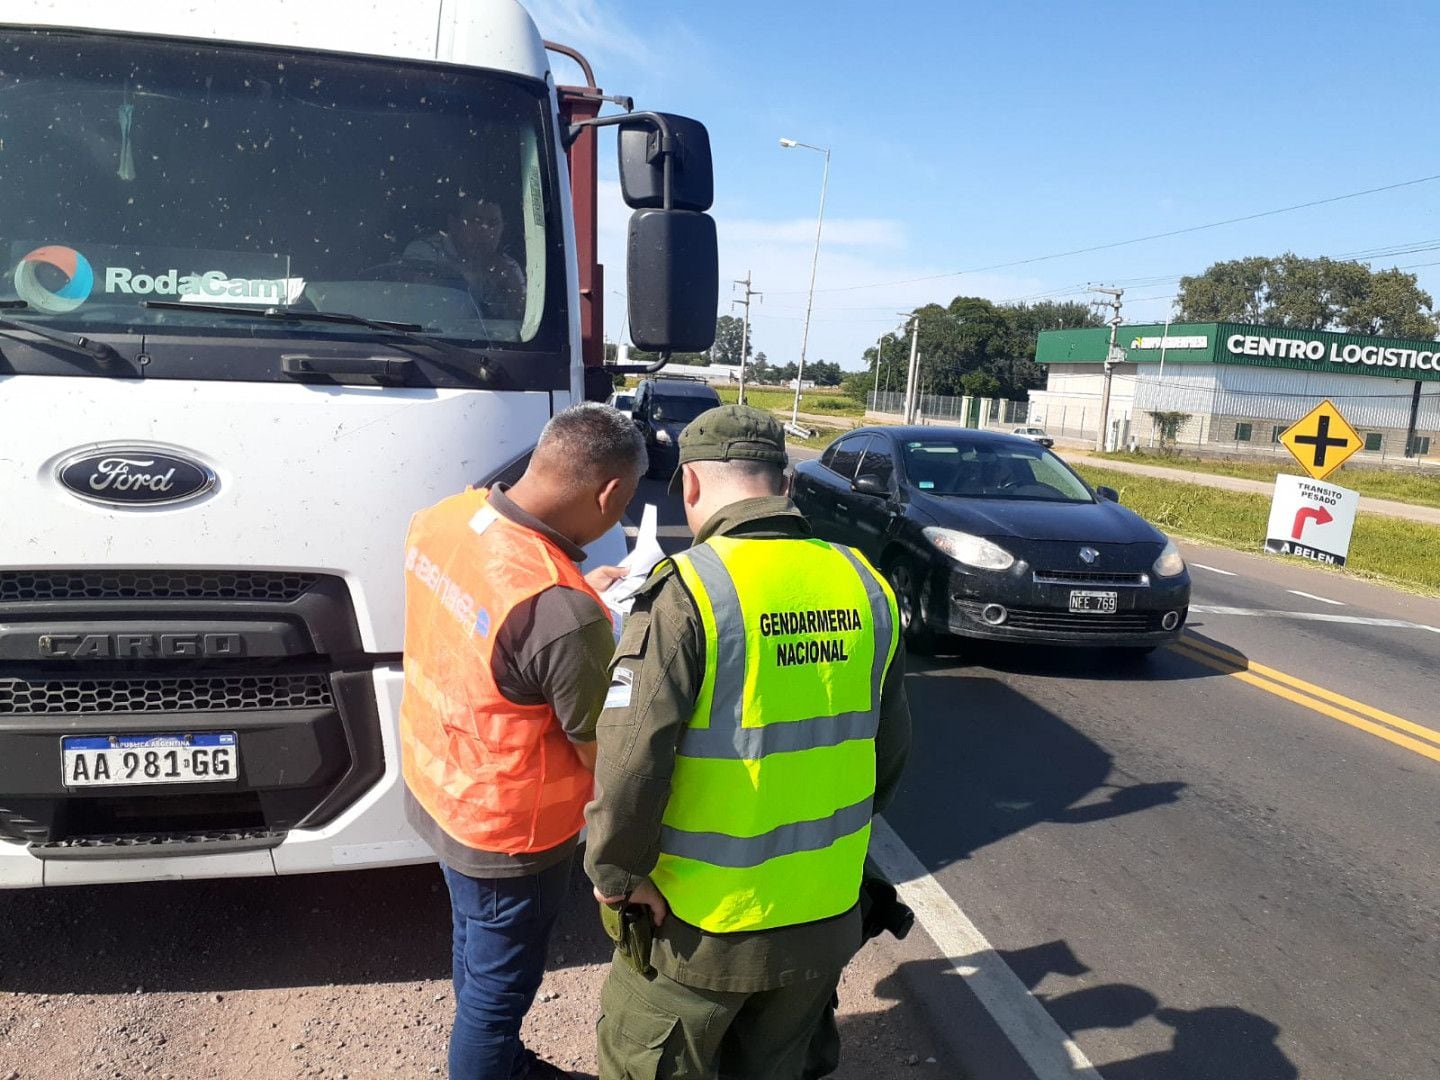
[
  {"x1": 1287, "y1": 590, "x2": 1345, "y2": 607},
  {"x1": 1191, "y1": 563, "x2": 1238, "y2": 576},
  {"x1": 869, "y1": 816, "x2": 1104, "y2": 1080},
  {"x1": 1189, "y1": 604, "x2": 1431, "y2": 631}
]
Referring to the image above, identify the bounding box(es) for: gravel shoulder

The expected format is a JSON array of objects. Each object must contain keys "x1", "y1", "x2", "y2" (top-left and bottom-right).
[{"x1": 0, "y1": 862, "x2": 957, "y2": 1079}]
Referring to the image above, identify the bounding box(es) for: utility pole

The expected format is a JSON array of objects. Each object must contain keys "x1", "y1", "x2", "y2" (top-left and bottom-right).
[
  {"x1": 901, "y1": 312, "x2": 921, "y2": 424},
  {"x1": 1090, "y1": 286, "x2": 1124, "y2": 451},
  {"x1": 731, "y1": 271, "x2": 761, "y2": 405}
]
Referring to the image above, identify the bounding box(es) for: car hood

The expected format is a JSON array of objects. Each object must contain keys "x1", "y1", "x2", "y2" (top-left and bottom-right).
[{"x1": 908, "y1": 489, "x2": 1165, "y2": 545}]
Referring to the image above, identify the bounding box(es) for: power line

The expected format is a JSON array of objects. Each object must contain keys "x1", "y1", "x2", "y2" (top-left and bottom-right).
[{"x1": 766, "y1": 172, "x2": 1440, "y2": 297}]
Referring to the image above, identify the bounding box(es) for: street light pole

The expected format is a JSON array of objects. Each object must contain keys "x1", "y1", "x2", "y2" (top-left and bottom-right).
[{"x1": 779, "y1": 137, "x2": 830, "y2": 433}]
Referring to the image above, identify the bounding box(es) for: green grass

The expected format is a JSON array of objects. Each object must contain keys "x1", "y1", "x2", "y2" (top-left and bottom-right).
[
  {"x1": 1073, "y1": 465, "x2": 1440, "y2": 595},
  {"x1": 1094, "y1": 449, "x2": 1440, "y2": 509},
  {"x1": 787, "y1": 424, "x2": 843, "y2": 450},
  {"x1": 714, "y1": 386, "x2": 865, "y2": 418}
]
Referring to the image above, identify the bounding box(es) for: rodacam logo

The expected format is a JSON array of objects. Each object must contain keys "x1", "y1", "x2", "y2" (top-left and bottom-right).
[{"x1": 14, "y1": 245, "x2": 95, "y2": 314}]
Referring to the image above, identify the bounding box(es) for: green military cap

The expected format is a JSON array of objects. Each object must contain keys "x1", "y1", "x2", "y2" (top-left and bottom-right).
[{"x1": 668, "y1": 404, "x2": 788, "y2": 494}]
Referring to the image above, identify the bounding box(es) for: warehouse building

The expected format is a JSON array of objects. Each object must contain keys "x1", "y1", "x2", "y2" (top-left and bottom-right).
[{"x1": 1031, "y1": 322, "x2": 1440, "y2": 460}]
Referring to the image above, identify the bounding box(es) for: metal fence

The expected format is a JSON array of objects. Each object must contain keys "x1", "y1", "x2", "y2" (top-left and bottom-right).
[{"x1": 867, "y1": 392, "x2": 1029, "y2": 425}]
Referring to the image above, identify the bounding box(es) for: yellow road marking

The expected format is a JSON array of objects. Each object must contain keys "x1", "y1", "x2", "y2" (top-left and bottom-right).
[
  {"x1": 1168, "y1": 637, "x2": 1440, "y2": 766},
  {"x1": 1176, "y1": 635, "x2": 1440, "y2": 749}
]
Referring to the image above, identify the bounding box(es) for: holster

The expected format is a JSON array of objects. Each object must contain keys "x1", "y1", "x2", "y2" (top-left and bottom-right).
[
  {"x1": 600, "y1": 901, "x2": 656, "y2": 978},
  {"x1": 859, "y1": 863, "x2": 915, "y2": 943}
]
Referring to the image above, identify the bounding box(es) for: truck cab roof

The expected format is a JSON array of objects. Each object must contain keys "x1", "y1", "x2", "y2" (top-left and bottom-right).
[{"x1": 2, "y1": 0, "x2": 549, "y2": 78}]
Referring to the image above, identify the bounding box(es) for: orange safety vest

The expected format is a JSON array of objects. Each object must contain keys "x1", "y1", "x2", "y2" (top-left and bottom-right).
[{"x1": 399, "y1": 487, "x2": 603, "y2": 854}]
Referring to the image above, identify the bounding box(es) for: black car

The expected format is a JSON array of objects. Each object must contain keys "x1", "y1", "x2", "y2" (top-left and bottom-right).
[
  {"x1": 631, "y1": 377, "x2": 723, "y2": 479},
  {"x1": 792, "y1": 426, "x2": 1190, "y2": 654}
]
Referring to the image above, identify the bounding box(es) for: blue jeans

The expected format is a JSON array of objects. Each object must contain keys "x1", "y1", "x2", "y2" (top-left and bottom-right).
[{"x1": 441, "y1": 855, "x2": 573, "y2": 1080}]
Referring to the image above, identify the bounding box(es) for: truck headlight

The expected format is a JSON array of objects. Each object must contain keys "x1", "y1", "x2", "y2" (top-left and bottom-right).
[
  {"x1": 922, "y1": 526, "x2": 1015, "y2": 571},
  {"x1": 1152, "y1": 539, "x2": 1186, "y2": 578}
]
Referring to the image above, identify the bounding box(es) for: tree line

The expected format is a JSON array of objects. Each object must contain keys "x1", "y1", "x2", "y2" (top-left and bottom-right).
[
  {"x1": 1175, "y1": 254, "x2": 1437, "y2": 338},
  {"x1": 605, "y1": 252, "x2": 1438, "y2": 398}
]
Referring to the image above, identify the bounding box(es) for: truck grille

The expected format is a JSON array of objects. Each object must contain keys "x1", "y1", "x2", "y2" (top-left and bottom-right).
[
  {"x1": 0, "y1": 570, "x2": 319, "y2": 603},
  {"x1": 0, "y1": 673, "x2": 333, "y2": 715}
]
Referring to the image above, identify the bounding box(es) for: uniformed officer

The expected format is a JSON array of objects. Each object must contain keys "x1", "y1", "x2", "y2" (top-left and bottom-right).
[{"x1": 584, "y1": 405, "x2": 911, "y2": 1080}]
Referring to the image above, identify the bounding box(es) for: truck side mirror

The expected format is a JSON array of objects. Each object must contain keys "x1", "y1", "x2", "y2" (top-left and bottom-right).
[
  {"x1": 618, "y1": 113, "x2": 713, "y2": 212},
  {"x1": 628, "y1": 210, "x2": 718, "y2": 352},
  {"x1": 568, "y1": 110, "x2": 719, "y2": 356}
]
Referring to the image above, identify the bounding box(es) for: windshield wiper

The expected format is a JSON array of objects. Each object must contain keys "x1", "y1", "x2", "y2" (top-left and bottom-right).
[
  {"x1": 0, "y1": 300, "x2": 123, "y2": 365},
  {"x1": 142, "y1": 300, "x2": 425, "y2": 335},
  {"x1": 140, "y1": 300, "x2": 490, "y2": 380}
]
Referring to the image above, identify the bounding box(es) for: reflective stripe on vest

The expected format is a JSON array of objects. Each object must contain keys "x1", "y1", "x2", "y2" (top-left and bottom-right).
[
  {"x1": 399, "y1": 488, "x2": 601, "y2": 855},
  {"x1": 651, "y1": 536, "x2": 899, "y2": 932}
]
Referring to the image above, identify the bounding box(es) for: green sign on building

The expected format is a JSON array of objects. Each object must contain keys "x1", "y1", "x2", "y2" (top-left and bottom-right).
[{"x1": 1037, "y1": 322, "x2": 1440, "y2": 384}]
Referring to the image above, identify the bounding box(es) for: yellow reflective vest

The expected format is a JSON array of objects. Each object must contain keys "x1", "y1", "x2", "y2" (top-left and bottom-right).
[{"x1": 651, "y1": 535, "x2": 900, "y2": 933}]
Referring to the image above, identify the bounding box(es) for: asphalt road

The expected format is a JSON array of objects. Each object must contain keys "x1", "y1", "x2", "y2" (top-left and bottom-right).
[{"x1": 629, "y1": 460, "x2": 1440, "y2": 1079}]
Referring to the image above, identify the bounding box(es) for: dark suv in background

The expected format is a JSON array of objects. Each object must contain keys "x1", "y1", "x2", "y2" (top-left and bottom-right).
[{"x1": 632, "y1": 376, "x2": 722, "y2": 480}]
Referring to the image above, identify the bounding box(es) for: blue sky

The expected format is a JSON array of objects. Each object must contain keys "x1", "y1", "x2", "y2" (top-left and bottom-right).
[{"x1": 529, "y1": 0, "x2": 1440, "y2": 370}]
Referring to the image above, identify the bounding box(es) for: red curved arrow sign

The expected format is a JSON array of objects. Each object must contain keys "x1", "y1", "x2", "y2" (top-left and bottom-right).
[{"x1": 1292, "y1": 505, "x2": 1333, "y2": 540}]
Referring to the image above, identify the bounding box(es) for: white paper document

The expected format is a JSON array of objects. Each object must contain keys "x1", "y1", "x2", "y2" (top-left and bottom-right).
[{"x1": 602, "y1": 503, "x2": 666, "y2": 628}]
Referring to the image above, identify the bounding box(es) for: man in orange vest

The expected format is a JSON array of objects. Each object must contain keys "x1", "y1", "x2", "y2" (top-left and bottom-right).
[{"x1": 400, "y1": 402, "x2": 645, "y2": 1080}]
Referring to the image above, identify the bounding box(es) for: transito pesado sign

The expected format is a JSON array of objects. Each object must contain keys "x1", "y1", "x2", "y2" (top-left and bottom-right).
[
  {"x1": 1264, "y1": 474, "x2": 1358, "y2": 567},
  {"x1": 1278, "y1": 399, "x2": 1363, "y2": 481}
]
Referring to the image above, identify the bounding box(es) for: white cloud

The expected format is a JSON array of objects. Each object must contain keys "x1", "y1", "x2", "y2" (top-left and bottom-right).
[
  {"x1": 523, "y1": 0, "x2": 647, "y2": 73},
  {"x1": 596, "y1": 181, "x2": 1048, "y2": 371}
]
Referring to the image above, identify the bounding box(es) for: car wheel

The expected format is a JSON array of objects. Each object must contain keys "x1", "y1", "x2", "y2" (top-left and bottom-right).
[{"x1": 886, "y1": 559, "x2": 937, "y2": 656}]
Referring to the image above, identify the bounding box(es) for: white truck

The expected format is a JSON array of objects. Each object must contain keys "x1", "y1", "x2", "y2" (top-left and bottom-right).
[{"x1": 0, "y1": 0, "x2": 717, "y2": 887}]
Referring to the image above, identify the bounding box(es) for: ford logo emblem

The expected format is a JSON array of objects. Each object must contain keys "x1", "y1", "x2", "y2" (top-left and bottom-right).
[
  {"x1": 56, "y1": 445, "x2": 216, "y2": 507},
  {"x1": 1079, "y1": 546, "x2": 1099, "y2": 564}
]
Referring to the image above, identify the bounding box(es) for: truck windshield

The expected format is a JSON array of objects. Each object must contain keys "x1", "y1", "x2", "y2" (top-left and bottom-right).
[{"x1": 0, "y1": 29, "x2": 563, "y2": 349}]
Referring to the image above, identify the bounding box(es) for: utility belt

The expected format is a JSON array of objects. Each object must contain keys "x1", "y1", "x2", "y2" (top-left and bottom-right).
[{"x1": 599, "y1": 860, "x2": 913, "y2": 980}]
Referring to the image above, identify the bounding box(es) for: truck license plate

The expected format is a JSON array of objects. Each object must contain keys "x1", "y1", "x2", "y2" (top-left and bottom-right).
[
  {"x1": 61, "y1": 733, "x2": 238, "y2": 788},
  {"x1": 1068, "y1": 590, "x2": 1118, "y2": 614}
]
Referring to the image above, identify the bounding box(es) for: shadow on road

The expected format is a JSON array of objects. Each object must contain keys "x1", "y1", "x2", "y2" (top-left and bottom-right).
[
  {"x1": 958, "y1": 637, "x2": 1233, "y2": 684},
  {"x1": 0, "y1": 858, "x2": 617, "y2": 995},
  {"x1": 1002, "y1": 939, "x2": 1299, "y2": 1080},
  {"x1": 887, "y1": 668, "x2": 1186, "y2": 869},
  {"x1": 872, "y1": 943, "x2": 1298, "y2": 1080}
]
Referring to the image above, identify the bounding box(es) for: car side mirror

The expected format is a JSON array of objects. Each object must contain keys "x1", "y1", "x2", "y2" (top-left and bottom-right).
[
  {"x1": 1096, "y1": 485, "x2": 1120, "y2": 503},
  {"x1": 852, "y1": 475, "x2": 889, "y2": 498}
]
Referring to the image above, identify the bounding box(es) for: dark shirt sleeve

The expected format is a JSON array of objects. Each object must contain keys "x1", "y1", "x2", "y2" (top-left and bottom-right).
[
  {"x1": 583, "y1": 575, "x2": 699, "y2": 899},
  {"x1": 494, "y1": 584, "x2": 614, "y2": 742},
  {"x1": 872, "y1": 645, "x2": 912, "y2": 815}
]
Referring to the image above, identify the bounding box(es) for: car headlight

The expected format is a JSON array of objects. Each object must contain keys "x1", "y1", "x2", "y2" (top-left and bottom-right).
[
  {"x1": 1152, "y1": 538, "x2": 1186, "y2": 577},
  {"x1": 654, "y1": 428, "x2": 673, "y2": 445},
  {"x1": 922, "y1": 526, "x2": 1015, "y2": 571}
]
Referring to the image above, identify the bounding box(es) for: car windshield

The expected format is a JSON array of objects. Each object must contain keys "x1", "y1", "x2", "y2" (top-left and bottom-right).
[
  {"x1": 651, "y1": 396, "x2": 714, "y2": 423},
  {"x1": 0, "y1": 29, "x2": 562, "y2": 349},
  {"x1": 901, "y1": 439, "x2": 1093, "y2": 503}
]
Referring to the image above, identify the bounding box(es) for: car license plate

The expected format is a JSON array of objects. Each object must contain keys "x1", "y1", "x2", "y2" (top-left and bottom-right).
[
  {"x1": 1068, "y1": 590, "x2": 1118, "y2": 614},
  {"x1": 61, "y1": 733, "x2": 238, "y2": 788}
]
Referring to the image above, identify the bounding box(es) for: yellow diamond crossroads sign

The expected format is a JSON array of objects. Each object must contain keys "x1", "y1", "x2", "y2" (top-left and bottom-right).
[{"x1": 1278, "y1": 399, "x2": 1363, "y2": 481}]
